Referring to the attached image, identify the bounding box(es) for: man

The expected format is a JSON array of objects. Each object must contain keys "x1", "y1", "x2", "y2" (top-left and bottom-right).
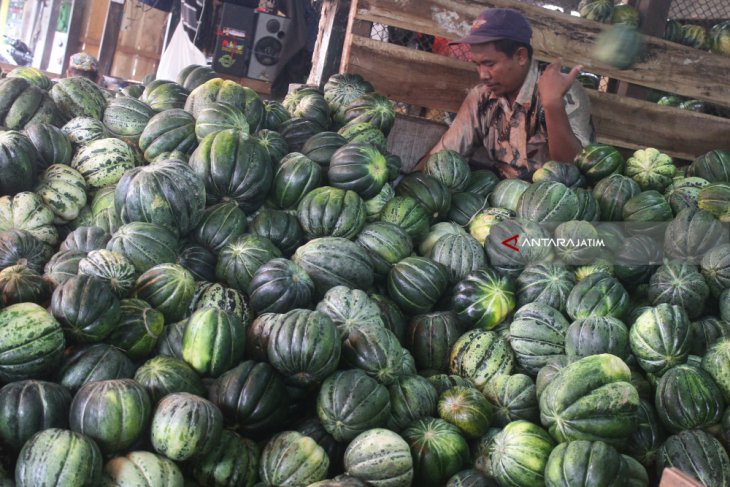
[
  {"x1": 66, "y1": 52, "x2": 100, "y2": 83},
  {"x1": 416, "y1": 8, "x2": 594, "y2": 180}
]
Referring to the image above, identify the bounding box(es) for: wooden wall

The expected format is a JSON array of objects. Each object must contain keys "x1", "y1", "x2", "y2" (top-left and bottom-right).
[
  {"x1": 341, "y1": 0, "x2": 730, "y2": 162},
  {"x1": 74, "y1": 0, "x2": 167, "y2": 82}
]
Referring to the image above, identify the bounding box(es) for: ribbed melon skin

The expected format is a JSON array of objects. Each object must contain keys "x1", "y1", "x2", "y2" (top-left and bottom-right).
[
  {"x1": 15, "y1": 428, "x2": 103, "y2": 487},
  {"x1": 150, "y1": 392, "x2": 224, "y2": 462}
]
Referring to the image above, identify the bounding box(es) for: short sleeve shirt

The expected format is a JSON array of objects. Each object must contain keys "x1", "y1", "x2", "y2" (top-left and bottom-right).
[{"x1": 431, "y1": 60, "x2": 594, "y2": 180}]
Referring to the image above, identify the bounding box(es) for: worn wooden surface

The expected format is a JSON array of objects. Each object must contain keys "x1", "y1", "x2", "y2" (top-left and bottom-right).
[
  {"x1": 111, "y1": 1, "x2": 167, "y2": 81},
  {"x1": 98, "y1": 1, "x2": 125, "y2": 76},
  {"x1": 352, "y1": 0, "x2": 730, "y2": 107},
  {"x1": 345, "y1": 35, "x2": 476, "y2": 112},
  {"x1": 308, "y1": 0, "x2": 352, "y2": 88},
  {"x1": 345, "y1": 37, "x2": 730, "y2": 160}
]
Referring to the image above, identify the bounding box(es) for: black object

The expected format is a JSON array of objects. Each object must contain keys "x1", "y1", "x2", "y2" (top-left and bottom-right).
[{"x1": 211, "y1": 4, "x2": 257, "y2": 77}]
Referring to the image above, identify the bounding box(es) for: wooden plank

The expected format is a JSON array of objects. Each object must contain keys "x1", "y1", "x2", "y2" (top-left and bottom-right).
[
  {"x1": 346, "y1": 36, "x2": 730, "y2": 160},
  {"x1": 39, "y1": 0, "x2": 64, "y2": 72},
  {"x1": 62, "y1": 0, "x2": 88, "y2": 74},
  {"x1": 308, "y1": 0, "x2": 352, "y2": 87},
  {"x1": 346, "y1": 34, "x2": 477, "y2": 112},
  {"x1": 97, "y1": 0, "x2": 124, "y2": 76},
  {"x1": 351, "y1": 0, "x2": 730, "y2": 107},
  {"x1": 587, "y1": 90, "x2": 730, "y2": 161}
]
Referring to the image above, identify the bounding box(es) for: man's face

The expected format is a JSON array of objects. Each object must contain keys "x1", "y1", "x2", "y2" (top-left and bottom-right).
[{"x1": 470, "y1": 42, "x2": 529, "y2": 98}]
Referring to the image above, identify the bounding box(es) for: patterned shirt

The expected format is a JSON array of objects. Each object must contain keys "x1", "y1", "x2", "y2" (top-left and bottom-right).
[{"x1": 431, "y1": 60, "x2": 594, "y2": 180}]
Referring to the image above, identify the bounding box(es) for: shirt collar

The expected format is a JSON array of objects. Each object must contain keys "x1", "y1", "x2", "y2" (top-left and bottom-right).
[{"x1": 516, "y1": 59, "x2": 539, "y2": 107}]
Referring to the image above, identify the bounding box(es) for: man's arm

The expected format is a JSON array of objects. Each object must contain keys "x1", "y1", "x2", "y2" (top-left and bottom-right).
[{"x1": 538, "y1": 63, "x2": 584, "y2": 163}]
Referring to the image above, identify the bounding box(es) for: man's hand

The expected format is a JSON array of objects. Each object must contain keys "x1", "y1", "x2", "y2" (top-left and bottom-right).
[{"x1": 538, "y1": 61, "x2": 582, "y2": 109}]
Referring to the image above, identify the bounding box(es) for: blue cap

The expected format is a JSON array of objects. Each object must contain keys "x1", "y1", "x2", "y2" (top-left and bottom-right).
[{"x1": 449, "y1": 8, "x2": 533, "y2": 45}]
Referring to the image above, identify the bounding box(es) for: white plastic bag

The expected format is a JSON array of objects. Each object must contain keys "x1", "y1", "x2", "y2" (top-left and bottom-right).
[{"x1": 156, "y1": 21, "x2": 207, "y2": 81}]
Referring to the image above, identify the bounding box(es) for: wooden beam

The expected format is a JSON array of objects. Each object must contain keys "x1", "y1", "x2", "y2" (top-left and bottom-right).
[
  {"x1": 352, "y1": 0, "x2": 730, "y2": 107},
  {"x1": 39, "y1": 0, "x2": 64, "y2": 72},
  {"x1": 613, "y1": 0, "x2": 672, "y2": 98},
  {"x1": 308, "y1": 0, "x2": 352, "y2": 88},
  {"x1": 62, "y1": 0, "x2": 87, "y2": 74},
  {"x1": 345, "y1": 36, "x2": 730, "y2": 160},
  {"x1": 346, "y1": 34, "x2": 476, "y2": 112},
  {"x1": 97, "y1": 0, "x2": 125, "y2": 76}
]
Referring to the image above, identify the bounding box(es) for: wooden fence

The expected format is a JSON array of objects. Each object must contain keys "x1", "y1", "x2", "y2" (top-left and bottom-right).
[{"x1": 339, "y1": 0, "x2": 730, "y2": 163}]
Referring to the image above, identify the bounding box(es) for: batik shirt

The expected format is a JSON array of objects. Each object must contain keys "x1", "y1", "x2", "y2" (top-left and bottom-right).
[{"x1": 430, "y1": 60, "x2": 594, "y2": 180}]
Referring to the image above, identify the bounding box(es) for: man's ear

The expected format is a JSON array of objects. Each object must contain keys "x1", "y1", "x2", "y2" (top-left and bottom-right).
[{"x1": 516, "y1": 46, "x2": 530, "y2": 65}]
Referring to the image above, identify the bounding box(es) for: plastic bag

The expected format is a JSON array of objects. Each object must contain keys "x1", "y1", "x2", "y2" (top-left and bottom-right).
[{"x1": 156, "y1": 21, "x2": 207, "y2": 81}]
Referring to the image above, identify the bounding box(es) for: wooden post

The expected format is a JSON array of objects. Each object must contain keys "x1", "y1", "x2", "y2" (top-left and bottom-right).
[
  {"x1": 62, "y1": 0, "x2": 87, "y2": 74},
  {"x1": 611, "y1": 0, "x2": 672, "y2": 98},
  {"x1": 307, "y1": 0, "x2": 352, "y2": 87},
  {"x1": 39, "y1": 0, "x2": 64, "y2": 72},
  {"x1": 97, "y1": 0, "x2": 125, "y2": 76}
]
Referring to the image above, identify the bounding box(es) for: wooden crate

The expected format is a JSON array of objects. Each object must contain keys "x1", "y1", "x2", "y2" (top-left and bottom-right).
[{"x1": 339, "y1": 0, "x2": 730, "y2": 168}]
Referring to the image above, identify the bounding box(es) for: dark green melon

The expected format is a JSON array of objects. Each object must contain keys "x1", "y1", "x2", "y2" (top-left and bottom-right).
[
  {"x1": 208, "y1": 360, "x2": 289, "y2": 435},
  {"x1": 103, "y1": 96, "x2": 155, "y2": 141},
  {"x1": 451, "y1": 268, "x2": 515, "y2": 330},
  {"x1": 302, "y1": 131, "x2": 348, "y2": 168},
  {"x1": 7, "y1": 66, "x2": 53, "y2": 90},
  {"x1": 328, "y1": 143, "x2": 389, "y2": 199},
  {"x1": 592, "y1": 173, "x2": 641, "y2": 221},
  {"x1": 406, "y1": 311, "x2": 461, "y2": 373},
  {"x1": 107, "y1": 222, "x2": 179, "y2": 273},
  {"x1": 182, "y1": 307, "x2": 246, "y2": 377},
  {"x1": 516, "y1": 181, "x2": 579, "y2": 222},
  {"x1": 516, "y1": 264, "x2": 575, "y2": 312},
  {"x1": 215, "y1": 234, "x2": 282, "y2": 292},
  {"x1": 539, "y1": 354, "x2": 639, "y2": 446},
  {"x1": 629, "y1": 304, "x2": 691, "y2": 375},
  {"x1": 260, "y1": 431, "x2": 330, "y2": 486},
  {"x1": 387, "y1": 374, "x2": 438, "y2": 431},
  {"x1": 134, "y1": 263, "x2": 195, "y2": 323},
  {"x1": 15, "y1": 428, "x2": 103, "y2": 487},
  {"x1": 107, "y1": 298, "x2": 164, "y2": 359},
  {"x1": 279, "y1": 117, "x2": 323, "y2": 152},
  {"x1": 50, "y1": 76, "x2": 106, "y2": 121},
  {"x1": 194, "y1": 101, "x2": 250, "y2": 141},
  {"x1": 380, "y1": 195, "x2": 431, "y2": 242},
  {"x1": 297, "y1": 186, "x2": 366, "y2": 240},
  {"x1": 355, "y1": 221, "x2": 413, "y2": 281},
  {"x1": 425, "y1": 150, "x2": 472, "y2": 193},
  {"x1": 267, "y1": 309, "x2": 341, "y2": 387},
  {"x1": 150, "y1": 392, "x2": 224, "y2": 461},
  {"x1": 396, "y1": 172, "x2": 452, "y2": 221},
  {"x1": 402, "y1": 417, "x2": 471, "y2": 487},
  {"x1": 189, "y1": 128, "x2": 273, "y2": 213},
  {"x1": 0, "y1": 380, "x2": 71, "y2": 451},
  {"x1": 176, "y1": 242, "x2": 216, "y2": 282},
  {"x1": 655, "y1": 364, "x2": 724, "y2": 433},
  {"x1": 482, "y1": 373, "x2": 539, "y2": 426},
  {"x1": 0, "y1": 264, "x2": 48, "y2": 306},
  {"x1": 566, "y1": 272, "x2": 630, "y2": 321},
  {"x1": 138, "y1": 108, "x2": 198, "y2": 162},
  {"x1": 648, "y1": 261, "x2": 709, "y2": 319},
  {"x1": 316, "y1": 285, "x2": 384, "y2": 339},
  {"x1": 509, "y1": 302, "x2": 569, "y2": 375},
  {"x1": 51, "y1": 275, "x2": 120, "y2": 343},
  {"x1": 185, "y1": 79, "x2": 263, "y2": 129},
  {"x1": 578, "y1": 0, "x2": 614, "y2": 22},
  {"x1": 140, "y1": 79, "x2": 189, "y2": 112},
  {"x1": 249, "y1": 208, "x2": 305, "y2": 256},
  {"x1": 57, "y1": 343, "x2": 136, "y2": 393},
  {"x1": 270, "y1": 152, "x2": 322, "y2": 210},
  {"x1": 544, "y1": 440, "x2": 625, "y2": 487},
  {"x1": 248, "y1": 257, "x2": 315, "y2": 314},
  {"x1": 656, "y1": 430, "x2": 730, "y2": 487},
  {"x1": 532, "y1": 160, "x2": 586, "y2": 188},
  {"x1": 316, "y1": 368, "x2": 390, "y2": 442},
  {"x1": 134, "y1": 355, "x2": 206, "y2": 404},
  {"x1": 448, "y1": 192, "x2": 484, "y2": 226},
  {"x1": 24, "y1": 123, "x2": 72, "y2": 170},
  {"x1": 565, "y1": 316, "x2": 630, "y2": 360},
  {"x1": 698, "y1": 182, "x2": 730, "y2": 222},
  {"x1": 69, "y1": 378, "x2": 151, "y2": 453},
  {"x1": 177, "y1": 64, "x2": 218, "y2": 91},
  {"x1": 387, "y1": 256, "x2": 449, "y2": 315},
  {"x1": 261, "y1": 99, "x2": 291, "y2": 131},
  {"x1": 342, "y1": 324, "x2": 404, "y2": 386},
  {"x1": 255, "y1": 128, "x2": 289, "y2": 166},
  {"x1": 449, "y1": 329, "x2": 514, "y2": 392},
  {"x1": 193, "y1": 201, "x2": 248, "y2": 254},
  {"x1": 343, "y1": 92, "x2": 395, "y2": 135},
  {"x1": 437, "y1": 385, "x2": 493, "y2": 440},
  {"x1": 664, "y1": 207, "x2": 730, "y2": 263},
  {"x1": 0, "y1": 131, "x2": 38, "y2": 196},
  {"x1": 485, "y1": 218, "x2": 554, "y2": 278},
  {"x1": 292, "y1": 237, "x2": 374, "y2": 296},
  {"x1": 191, "y1": 429, "x2": 260, "y2": 487},
  {"x1": 688, "y1": 149, "x2": 730, "y2": 183},
  {"x1": 324, "y1": 73, "x2": 375, "y2": 126}
]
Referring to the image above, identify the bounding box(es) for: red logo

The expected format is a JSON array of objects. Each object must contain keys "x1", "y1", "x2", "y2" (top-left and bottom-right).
[{"x1": 502, "y1": 234, "x2": 520, "y2": 252}]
